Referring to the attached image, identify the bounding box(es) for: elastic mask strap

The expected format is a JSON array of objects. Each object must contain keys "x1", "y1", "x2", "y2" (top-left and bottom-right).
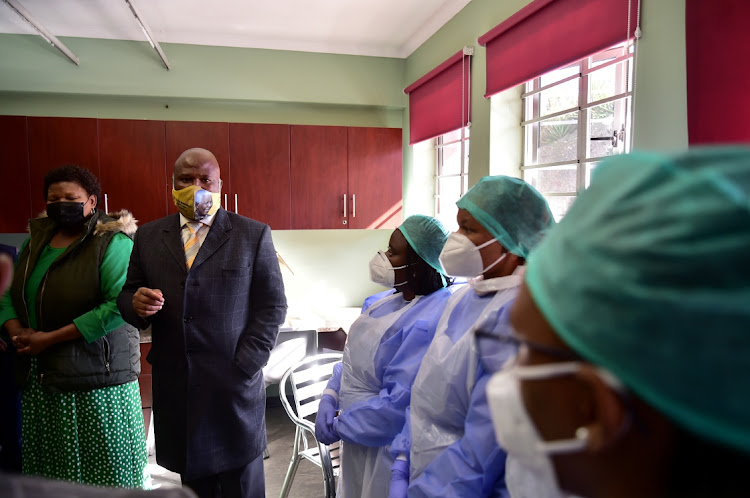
[
  {"x1": 537, "y1": 428, "x2": 589, "y2": 455},
  {"x1": 514, "y1": 362, "x2": 582, "y2": 380},
  {"x1": 476, "y1": 237, "x2": 498, "y2": 250},
  {"x1": 515, "y1": 362, "x2": 625, "y2": 393},
  {"x1": 516, "y1": 362, "x2": 630, "y2": 455},
  {"x1": 481, "y1": 251, "x2": 507, "y2": 275}
]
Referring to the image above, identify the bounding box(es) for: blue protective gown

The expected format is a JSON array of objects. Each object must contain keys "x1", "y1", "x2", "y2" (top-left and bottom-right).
[
  {"x1": 362, "y1": 288, "x2": 396, "y2": 312},
  {"x1": 330, "y1": 286, "x2": 458, "y2": 498},
  {"x1": 391, "y1": 273, "x2": 522, "y2": 498}
]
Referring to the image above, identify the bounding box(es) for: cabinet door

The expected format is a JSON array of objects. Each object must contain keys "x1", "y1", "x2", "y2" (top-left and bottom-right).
[
  {"x1": 27, "y1": 117, "x2": 99, "y2": 217},
  {"x1": 0, "y1": 116, "x2": 32, "y2": 233},
  {"x1": 98, "y1": 119, "x2": 168, "y2": 224},
  {"x1": 347, "y1": 127, "x2": 403, "y2": 229},
  {"x1": 229, "y1": 123, "x2": 291, "y2": 230},
  {"x1": 165, "y1": 121, "x2": 230, "y2": 214},
  {"x1": 290, "y1": 125, "x2": 348, "y2": 229}
]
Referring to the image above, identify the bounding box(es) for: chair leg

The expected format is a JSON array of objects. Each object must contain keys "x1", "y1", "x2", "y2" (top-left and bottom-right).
[
  {"x1": 279, "y1": 427, "x2": 303, "y2": 498},
  {"x1": 318, "y1": 444, "x2": 337, "y2": 498},
  {"x1": 322, "y1": 465, "x2": 336, "y2": 498}
]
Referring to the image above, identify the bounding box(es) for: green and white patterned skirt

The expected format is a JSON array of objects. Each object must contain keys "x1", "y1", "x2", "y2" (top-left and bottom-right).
[{"x1": 21, "y1": 358, "x2": 150, "y2": 488}]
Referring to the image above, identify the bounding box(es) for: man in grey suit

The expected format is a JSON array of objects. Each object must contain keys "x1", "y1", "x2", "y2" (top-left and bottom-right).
[{"x1": 118, "y1": 148, "x2": 287, "y2": 498}]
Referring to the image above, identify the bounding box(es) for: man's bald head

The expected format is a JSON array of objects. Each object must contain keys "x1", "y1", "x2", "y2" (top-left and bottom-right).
[
  {"x1": 173, "y1": 148, "x2": 222, "y2": 193},
  {"x1": 175, "y1": 148, "x2": 219, "y2": 171}
]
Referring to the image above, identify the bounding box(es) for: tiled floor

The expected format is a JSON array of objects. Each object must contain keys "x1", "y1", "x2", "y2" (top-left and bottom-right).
[{"x1": 149, "y1": 397, "x2": 327, "y2": 498}]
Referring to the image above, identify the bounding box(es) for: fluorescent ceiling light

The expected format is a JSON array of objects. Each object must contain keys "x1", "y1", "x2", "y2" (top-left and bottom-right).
[
  {"x1": 2, "y1": 0, "x2": 80, "y2": 65},
  {"x1": 124, "y1": 0, "x2": 170, "y2": 70}
]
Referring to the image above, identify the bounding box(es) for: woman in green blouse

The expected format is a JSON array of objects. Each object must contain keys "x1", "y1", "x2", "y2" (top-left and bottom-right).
[{"x1": 0, "y1": 165, "x2": 148, "y2": 488}]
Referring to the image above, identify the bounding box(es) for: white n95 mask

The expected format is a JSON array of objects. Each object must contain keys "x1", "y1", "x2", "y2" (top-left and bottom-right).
[
  {"x1": 439, "y1": 232, "x2": 506, "y2": 278},
  {"x1": 369, "y1": 251, "x2": 408, "y2": 288},
  {"x1": 486, "y1": 362, "x2": 592, "y2": 498}
]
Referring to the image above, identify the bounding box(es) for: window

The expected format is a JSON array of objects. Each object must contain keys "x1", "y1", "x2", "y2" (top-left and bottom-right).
[
  {"x1": 435, "y1": 127, "x2": 470, "y2": 230},
  {"x1": 522, "y1": 44, "x2": 633, "y2": 220}
]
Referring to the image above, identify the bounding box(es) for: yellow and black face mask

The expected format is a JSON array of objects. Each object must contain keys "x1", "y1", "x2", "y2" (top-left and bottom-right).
[{"x1": 172, "y1": 185, "x2": 221, "y2": 220}]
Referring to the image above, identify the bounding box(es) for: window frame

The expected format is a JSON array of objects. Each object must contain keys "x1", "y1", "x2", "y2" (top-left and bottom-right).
[
  {"x1": 521, "y1": 44, "x2": 634, "y2": 217},
  {"x1": 434, "y1": 126, "x2": 470, "y2": 229}
]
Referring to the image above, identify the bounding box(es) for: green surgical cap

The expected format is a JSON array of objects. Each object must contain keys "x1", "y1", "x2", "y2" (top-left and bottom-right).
[
  {"x1": 398, "y1": 215, "x2": 450, "y2": 274},
  {"x1": 525, "y1": 147, "x2": 750, "y2": 454},
  {"x1": 457, "y1": 175, "x2": 555, "y2": 258}
]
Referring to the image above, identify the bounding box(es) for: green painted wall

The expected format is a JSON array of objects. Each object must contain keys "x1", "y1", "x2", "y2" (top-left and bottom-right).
[
  {"x1": 631, "y1": 0, "x2": 688, "y2": 152},
  {"x1": 0, "y1": 34, "x2": 406, "y2": 127},
  {"x1": 0, "y1": 92, "x2": 403, "y2": 127},
  {"x1": 0, "y1": 35, "x2": 405, "y2": 106}
]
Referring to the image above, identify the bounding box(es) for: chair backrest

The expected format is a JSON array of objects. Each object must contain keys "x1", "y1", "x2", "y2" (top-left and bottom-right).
[
  {"x1": 280, "y1": 353, "x2": 342, "y2": 427},
  {"x1": 279, "y1": 353, "x2": 343, "y2": 487}
]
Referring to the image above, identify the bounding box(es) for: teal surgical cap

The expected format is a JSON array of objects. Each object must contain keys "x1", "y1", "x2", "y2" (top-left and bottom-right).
[
  {"x1": 457, "y1": 176, "x2": 555, "y2": 258},
  {"x1": 399, "y1": 215, "x2": 450, "y2": 274},
  {"x1": 525, "y1": 147, "x2": 750, "y2": 454}
]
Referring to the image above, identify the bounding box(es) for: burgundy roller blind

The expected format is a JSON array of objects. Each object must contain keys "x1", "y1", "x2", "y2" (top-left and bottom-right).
[
  {"x1": 686, "y1": 0, "x2": 750, "y2": 144},
  {"x1": 479, "y1": 0, "x2": 638, "y2": 98},
  {"x1": 404, "y1": 50, "x2": 471, "y2": 145}
]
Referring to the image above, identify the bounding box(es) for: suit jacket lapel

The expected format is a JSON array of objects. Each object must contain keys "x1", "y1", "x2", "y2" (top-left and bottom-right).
[
  {"x1": 162, "y1": 214, "x2": 189, "y2": 273},
  {"x1": 192, "y1": 208, "x2": 231, "y2": 270}
]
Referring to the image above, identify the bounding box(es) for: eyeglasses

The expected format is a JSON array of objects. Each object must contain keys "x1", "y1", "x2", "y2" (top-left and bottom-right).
[
  {"x1": 474, "y1": 328, "x2": 584, "y2": 374},
  {"x1": 476, "y1": 329, "x2": 648, "y2": 434}
]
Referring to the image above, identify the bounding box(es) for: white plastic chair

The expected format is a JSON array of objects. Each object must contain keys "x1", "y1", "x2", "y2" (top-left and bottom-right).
[{"x1": 278, "y1": 353, "x2": 342, "y2": 498}]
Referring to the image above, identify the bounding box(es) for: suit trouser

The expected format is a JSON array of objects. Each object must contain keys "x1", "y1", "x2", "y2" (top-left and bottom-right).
[{"x1": 182, "y1": 453, "x2": 265, "y2": 498}]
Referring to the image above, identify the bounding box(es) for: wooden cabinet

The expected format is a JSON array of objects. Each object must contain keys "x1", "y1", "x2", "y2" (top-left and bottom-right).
[
  {"x1": 229, "y1": 123, "x2": 291, "y2": 230},
  {"x1": 1, "y1": 116, "x2": 403, "y2": 233},
  {"x1": 0, "y1": 116, "x2": 32, "y2": 233},
  {"x1": 347, "y1": 127, "x2": 402, "y2": 229},
  {"x1": 27, "y1": 117, "x2": 100, "y2": 217},
  {"x1": 290, "y1": 125, "x2": 349, "y2": 229},
  {"x1": 290, "y1": 125, "x2": 403, "y2": 230},
  {"x1": 98, "y1": 119, "x2": 168, "y2": 225},
  {"x1": 165, "y1": 121, "x2": 230, "y2": 214}
]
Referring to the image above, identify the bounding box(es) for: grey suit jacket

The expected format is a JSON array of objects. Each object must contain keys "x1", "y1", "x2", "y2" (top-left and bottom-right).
[{"x1": 117, "y1": 208, "x2": 287, "y2": 479}]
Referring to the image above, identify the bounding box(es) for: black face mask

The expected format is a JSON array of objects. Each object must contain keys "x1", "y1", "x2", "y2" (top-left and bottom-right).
[{"x1": 46, "y1": 201, "x2": 87, "y2": 228}]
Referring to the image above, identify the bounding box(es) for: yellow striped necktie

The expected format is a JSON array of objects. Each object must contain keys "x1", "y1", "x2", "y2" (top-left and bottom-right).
[{"x1": 183, "y1": 221, "x2": 203, "y2": 270}]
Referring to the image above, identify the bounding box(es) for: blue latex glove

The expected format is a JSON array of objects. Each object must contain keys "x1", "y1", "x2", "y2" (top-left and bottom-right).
[
  {"x1": 315, "y1": 394, "x2": 340, "y2": 445},
  {"x1": 389, "y1": 459, "x2": 409, "y2": 498},
  {"x1": 326, "y1": 362, "x2": 343, "y2": 393}
]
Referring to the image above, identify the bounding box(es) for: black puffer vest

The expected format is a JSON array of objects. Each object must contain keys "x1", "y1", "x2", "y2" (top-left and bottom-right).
[{"x1": 10, "y1": 210, "x2": 140, "y2": 393}]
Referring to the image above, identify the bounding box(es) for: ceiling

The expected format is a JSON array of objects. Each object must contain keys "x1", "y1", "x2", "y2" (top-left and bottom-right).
[{"x1": 0, "y1": 0, "x2": 473, "y2": 59}]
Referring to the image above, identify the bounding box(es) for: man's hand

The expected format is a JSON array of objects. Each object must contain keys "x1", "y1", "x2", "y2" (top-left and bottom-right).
[{"x1": 133, "y1": 287, "x2": 164, "y2": 317}]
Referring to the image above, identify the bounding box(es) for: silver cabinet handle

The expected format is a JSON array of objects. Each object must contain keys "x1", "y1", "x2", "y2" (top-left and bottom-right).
[
  {"x1": 352, "y1": 194, "x2": 356, "y2": 218},
  {"x1": 224, "y1": 193, "x2": 228, "y2": 210},
  {"x1": 234, "y1": 193, "x2": 239, "y2": 214},
  {"x1": 343, "y1": 194, "x2": 347, "y2": 218},
  {"x1": 104, "y1": 193, "x2": 109, "y2": 213}
]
